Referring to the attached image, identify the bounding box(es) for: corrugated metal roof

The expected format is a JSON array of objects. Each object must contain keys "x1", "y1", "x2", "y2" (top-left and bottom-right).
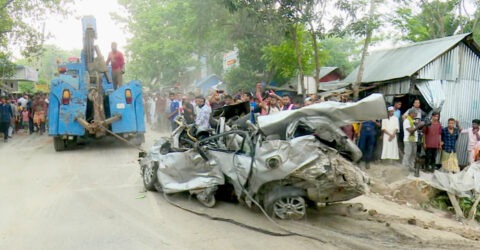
[
  {"x1": 343, "y1": 33, "x2": 472, "y2": 83},
  {"x1": 319, "y1": 67, "x2": 338, "y2": 79}
]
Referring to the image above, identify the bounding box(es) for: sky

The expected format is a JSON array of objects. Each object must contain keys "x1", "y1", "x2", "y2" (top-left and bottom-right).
[{"x1": 43, "y1": 0, "x2": 128, "y2": 57}]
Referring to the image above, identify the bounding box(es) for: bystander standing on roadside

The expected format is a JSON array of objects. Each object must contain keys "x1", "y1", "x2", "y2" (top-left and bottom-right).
[
  {"x1": 182, "y1": 95, "x2": 195, "y2": 125},
  {"x1": 194, "y1": 95, "x2": 211, "y2": 139},
  {"x1": 9, "y1": 97, "x2": 19, "y2": 138},
  {"x1": 0, "y1": 96, "x2": 13, "y2": 142},
  {"x1": 460, "y1": 119, "x2": 480, "y2": 165},
  {"x1": 393, "y1": 100, "x2": 402, "y2": 119},
  {"x1": 358, "y1": 119, "x2": 380, "y2": 169},
  {"x1": 403, "y1": 109, "x2": 419, "y2": 170},
  {"x1": 167, "y1": 92, "x2": 180, "y2": 131},
  {"x1": 441, "y1": 118, "x2": 461, "y2": 173},
  {"x1": 422, "y1": 112, "x2": 443, "y2": 171},
  {"x1": 21, "y1": 108, "x2": 29, "y2": 132},
  {"x1": 32, "y1": 94, "x2": 47, "y2": 135},
  {"x1": 381, "y1": 106, "x2": 399, "y2": 161}
]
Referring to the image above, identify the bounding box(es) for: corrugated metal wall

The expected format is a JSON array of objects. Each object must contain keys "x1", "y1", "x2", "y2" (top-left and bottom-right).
[
  {"x1": 418, "y1": 45, "x2": 460, "y2": 80},
  {"x1": 422, "y1": 43, "x2": 480, "y2": 165},
  {"x1": 377, "y1": 79, "x2": 411, "y2": 95}
]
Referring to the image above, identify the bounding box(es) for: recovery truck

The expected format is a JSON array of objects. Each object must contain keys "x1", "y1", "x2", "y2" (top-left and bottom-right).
[{"x1": 48, "y1": 16, "x2": 145, "y2": 151}]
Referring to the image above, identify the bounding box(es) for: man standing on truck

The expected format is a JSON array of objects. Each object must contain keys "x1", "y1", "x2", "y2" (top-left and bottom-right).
[{"x1": 105, "y1": 42, "x2": 125, "y2": 89}]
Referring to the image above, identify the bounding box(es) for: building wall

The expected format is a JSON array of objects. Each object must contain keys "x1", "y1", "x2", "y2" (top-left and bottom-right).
[
  {"x1": 298, "y1": 73, "x2": 342, "y2": 94},
  {"x1": 420, "y1": 43, "x2": 480, "y2": 165},
  {"x1": 320, "y1": 72, "x2": 341, "y2": 82}
]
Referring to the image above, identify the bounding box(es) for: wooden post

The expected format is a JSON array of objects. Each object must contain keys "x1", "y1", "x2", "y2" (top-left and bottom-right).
[
  {"x1": 447, "y1": 192, "x2": 465, "y2": 219},
  {"x1": 468, "y1": 193, "x2": 480, "y2": 221}
]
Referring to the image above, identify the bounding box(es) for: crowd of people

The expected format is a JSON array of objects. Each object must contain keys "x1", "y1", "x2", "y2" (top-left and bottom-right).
[
  {"x1": 143, "y1": 82, "x2": 328, "y2": 134},
  {"x1": 0, "y1": 93, "x2": 48, "y2": 143},
  {"x1": 355, "y1": 98, "x2": 480, "y2": 173}
]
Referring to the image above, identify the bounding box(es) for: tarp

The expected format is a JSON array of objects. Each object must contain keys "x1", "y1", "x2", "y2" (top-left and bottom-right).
[
  {"x1": 419, "y1": 163, "x2": 480, "y2": 198},
  {"x1": 257, "y1": 93, "x2": 388, "y2": 136}
]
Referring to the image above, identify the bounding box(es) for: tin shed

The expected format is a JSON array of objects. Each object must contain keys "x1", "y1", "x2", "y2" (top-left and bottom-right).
[{"x1": 344, "y1": 33, "x2": 480, "y2": 165}]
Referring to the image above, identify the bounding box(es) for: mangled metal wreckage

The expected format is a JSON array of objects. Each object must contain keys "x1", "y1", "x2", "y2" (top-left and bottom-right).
[{"x1": 139, "y1": 94, "x2": 387, "y2": 219}]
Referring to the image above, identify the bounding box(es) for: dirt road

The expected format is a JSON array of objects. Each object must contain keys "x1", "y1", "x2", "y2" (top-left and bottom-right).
[{"x1": 0, "y1": 132, "x2": 478, "y2": 249}]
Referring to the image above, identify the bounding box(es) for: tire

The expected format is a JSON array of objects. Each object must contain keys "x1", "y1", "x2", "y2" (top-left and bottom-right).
[
  {"x1": 196, "y1": 192, "x2": 216, "y2": 208},
  {"x1": 142, "y1": 161, "x2": 159, "y2": 192},
  {"x1": 53, "y1": 137, "x2": 66, "y2": 152},
  {"x1": 264, "y1": 186, "x2": 307, "y2": 220},
  {"x1": 65, "y1": 137, "x2": 78, "y2": 150}
]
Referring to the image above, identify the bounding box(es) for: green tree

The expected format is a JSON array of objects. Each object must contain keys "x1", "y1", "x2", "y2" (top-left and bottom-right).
[
  {"x1": 1, "y1": 0, "x2": 70, "y2": 82},
  {"x1": 392, "y1": 0, "x2": 470, "y2": 42},
  {"x1": 262, "y1": 26, "x2": 317, "y2": 82},
  {"x1": 116, "y1": 0, "x2": 234, "y2": 87},
  {"x1": 320, "y1": 36, "x2": 358, "y2": 75}
]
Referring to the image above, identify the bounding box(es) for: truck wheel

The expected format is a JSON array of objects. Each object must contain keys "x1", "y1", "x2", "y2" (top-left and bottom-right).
[
  {"x1": 142, "y1": 161, "x2": 159, "y2": 192},
  {"x1": 264, "y1": 186, "x2": 307, "y2": 220},
  {"x1": 53, "y1": 137, "x2": 66, "y2": 152}
]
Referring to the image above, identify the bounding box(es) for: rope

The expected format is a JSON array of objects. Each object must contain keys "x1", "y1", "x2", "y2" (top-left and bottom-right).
[
  {"x1": 161, "y1": 192, "x2": 327, "y2": 243},
  {"x1": 97, "y1": 124, "x2": 145, "y2": 152}
]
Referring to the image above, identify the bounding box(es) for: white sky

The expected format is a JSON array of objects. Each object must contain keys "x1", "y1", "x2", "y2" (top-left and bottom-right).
[{"x1": 43, "y1": 0, "x2": 128, "y2": 56}]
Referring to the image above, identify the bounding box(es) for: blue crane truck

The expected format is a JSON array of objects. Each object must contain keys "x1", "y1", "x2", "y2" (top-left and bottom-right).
[{"x1": 48, "y1": 16, "x2": 145, "y2": 151}]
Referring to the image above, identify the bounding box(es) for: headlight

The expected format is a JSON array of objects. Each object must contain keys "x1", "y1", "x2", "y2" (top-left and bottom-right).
[{"x1": 266, "y1": 156, "x2": 281, "y2": 169}]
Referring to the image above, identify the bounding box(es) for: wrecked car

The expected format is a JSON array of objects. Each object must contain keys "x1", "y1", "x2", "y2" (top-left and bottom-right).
[{"x1": 139, "y1": 94, "x2": 387, "y2": 219}]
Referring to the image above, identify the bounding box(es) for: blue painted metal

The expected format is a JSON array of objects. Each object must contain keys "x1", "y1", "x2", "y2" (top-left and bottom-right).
[
  {"x1": 48, "y1": 15, "x2": 145, "y2": 143},
  {"x1": 48, "y1": 59, "x2": 88, "y2": 136},
  {"x1": 110, "y1": 80, "x2": 145, "y2": 133}
]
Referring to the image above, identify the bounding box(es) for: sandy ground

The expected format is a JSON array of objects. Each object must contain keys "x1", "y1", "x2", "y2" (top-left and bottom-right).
[{"x1": 0, "y1": 130, "x2": 479, "y2": 249}]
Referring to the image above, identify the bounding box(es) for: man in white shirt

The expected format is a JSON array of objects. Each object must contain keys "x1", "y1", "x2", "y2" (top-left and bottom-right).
[
  {"x1": 402, "y1": 109, "x2": 419, "y2": 170},
  {"x1": 194, "y1": 95, "x2": 211, "y2": 133},
  {"x1": 381, "y1": 106, "x2": 400, "y2": 160},
  {"x1": 17, "y1": 94, "x2": 28, "y2": 109}
]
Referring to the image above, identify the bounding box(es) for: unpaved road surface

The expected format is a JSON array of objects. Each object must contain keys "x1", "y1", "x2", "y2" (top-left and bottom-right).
[{"x1": 1, "y1": 131, "x2": 479, "y2": 249}]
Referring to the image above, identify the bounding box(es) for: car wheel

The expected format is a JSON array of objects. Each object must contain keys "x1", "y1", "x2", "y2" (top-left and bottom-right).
[
  {"x1": 196, "y1": 192, "x2": 216, "y2": 208},
  {"x1": 142, "y1": 162, "x2": 159, "y2": 192},
  {"x1": 264, "y1": 186, "x2": 307, "y2": 220}
]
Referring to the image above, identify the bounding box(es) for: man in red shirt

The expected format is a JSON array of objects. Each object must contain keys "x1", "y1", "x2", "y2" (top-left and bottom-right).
[
  {"x1": 423, "y1": 112, "x2": 442, "y2": 171},
  {"x1": 105, "y1": 42, "x2": 125, "y2": 89}
]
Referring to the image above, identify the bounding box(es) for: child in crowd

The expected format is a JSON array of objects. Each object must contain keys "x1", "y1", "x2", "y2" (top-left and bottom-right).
[{"x1": 21, "y1": 108, "x2": 29, "y2": 132}]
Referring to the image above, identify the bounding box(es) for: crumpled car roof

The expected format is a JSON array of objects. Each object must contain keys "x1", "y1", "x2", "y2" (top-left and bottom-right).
[{"x1": 257, "y1": 93, "x2": 388, "y2": 136}]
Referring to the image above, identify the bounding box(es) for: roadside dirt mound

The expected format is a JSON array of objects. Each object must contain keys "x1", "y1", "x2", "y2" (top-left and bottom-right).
[{"x1": 364, "y1": 162, "x2": 438, "y2": 207}]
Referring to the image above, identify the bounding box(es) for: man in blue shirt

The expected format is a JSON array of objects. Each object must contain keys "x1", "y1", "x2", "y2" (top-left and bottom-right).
[
  {"x1": 0, "y1": 96, "x2": 13, "y2": 142},
  {"x1": 441, "y1": 118, "x2": 460, "y2": 173},
  {"x1": 393, "y1": 100, "x2": 402, "y2": 119},
  {"x1": 358, "y1": 120, "x2": 381, "y2": 169},
  {"x1": 167, "y1": 92, "x2": 180, "y2": 131}
]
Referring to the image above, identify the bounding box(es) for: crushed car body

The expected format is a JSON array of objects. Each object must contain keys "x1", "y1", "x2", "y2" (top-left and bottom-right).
[{"x1": 139, "y1": 94, "x2": 388, "y2": 219}]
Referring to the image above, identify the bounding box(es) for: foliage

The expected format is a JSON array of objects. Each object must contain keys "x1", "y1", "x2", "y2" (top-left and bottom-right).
[
  {"x1": 223, "y1": 66, "x2": 261, "y2": 93},
  {"x1": 0, "y1": 0, "x2": 71, "y2": 57},
  {"x1": 392, "y1": 0, "x2": 462, "y2": 42},
  {"x1": 18, "y1": 81, "x2": 35, "y2": 93},
  {"x1": 115, "y1": 0, "x2": 234, "y2": 86},
  {"x1": 0, "y1": 0, "x2": 70, "y2": 86},
  {"x1": 262, "y1": 27, "x2": 314, "y2": 80},
  {"x1": 0, "y1": 51, "x2": 15, "y2": 78},
  {"x1": 392, "y1": 0, "x2": 480, "y2": 43},
  {"x1": 321, "y1": 36, "x2": 358, "y2": 76},
  {"x1": 430, "y1": 192, "x2": 480, "y2": 221}
]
